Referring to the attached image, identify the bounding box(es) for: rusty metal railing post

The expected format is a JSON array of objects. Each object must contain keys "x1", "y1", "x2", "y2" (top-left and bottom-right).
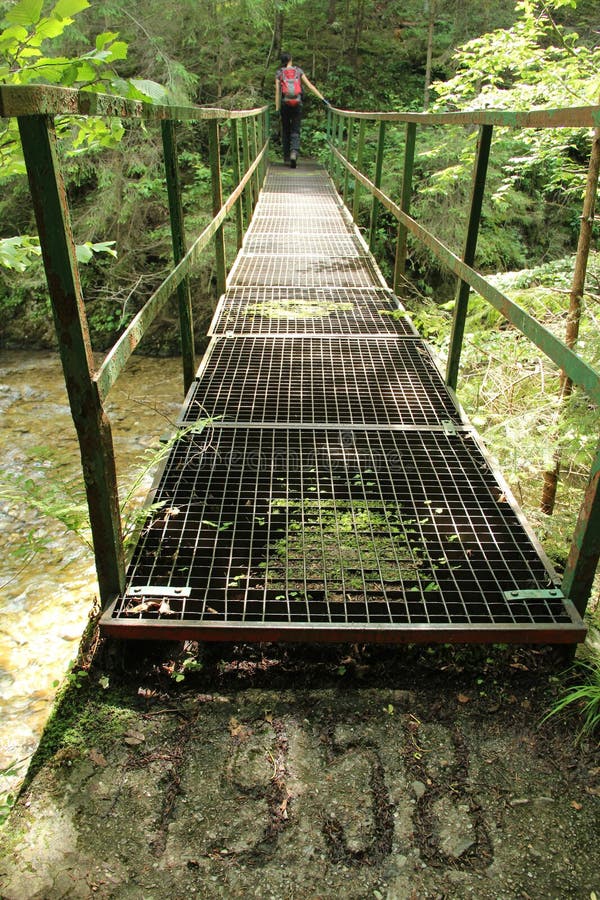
[
  {"x1": 335, "y1": 115, "x2": 345, "y2": 188},
  {"x1": 352, "y1": 119, "x2": 367, "y2": 223},
  {"x1": 250, "y1": 115, "x2": 260, "y2": 202},
  {"x1": 328, "y1": 108, "x2": 335, "y2": 176},
  {"x1": 262, "y1": 109, "x2": 269, "y2": 180},
  {"x1": 393, "y1": 121, "x2": 417, "y2": 295},
  {"x1": 161, "y1": 120, "x2": 196, "y2": 393},
  {"x1": 241, "y1": 117, "x2": 254, "y2": 222},
  {"x1": 368, "y1": 120, "x2": 386, "y2": 250},
  {"x1": 561, "y1": 442, "x2": 600, "y2": 616},
  {"x1": 343, "y1": 118, "x2": 354, "y2": 205},
  {"x1": 208, "y1": 118, "x2": 227, "y2": 297},
  {"x1": 230, "y1": 119, "x2": 244, "y2": 249},
  {"x1": 18, "y1": 114, "x2": 125, "y2": 607},
  {"x1": 446, "y1": 124, "x2": 493, "y2": 390}
]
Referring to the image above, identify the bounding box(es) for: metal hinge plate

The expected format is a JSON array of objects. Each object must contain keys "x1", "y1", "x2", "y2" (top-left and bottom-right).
[
  {"x1": 125, "y1": 585, "x2": 191, "y2": 598},
  {"x1": 502, "y1": 588, "x2": 564, "y2": 602}
]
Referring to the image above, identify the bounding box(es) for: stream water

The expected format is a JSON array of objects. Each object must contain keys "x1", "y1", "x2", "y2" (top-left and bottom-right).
[{"x1": 0, "y1": 350, "x2": 183, "y2": 790}]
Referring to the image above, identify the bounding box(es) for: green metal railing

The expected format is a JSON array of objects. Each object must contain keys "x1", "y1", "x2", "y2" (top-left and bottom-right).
[
  {"x1": 0, "y1": 84, "x2": 269, "y2": 607},
  {"x1": 326, "y1": 103, "x2": 600, "y2": 619}
]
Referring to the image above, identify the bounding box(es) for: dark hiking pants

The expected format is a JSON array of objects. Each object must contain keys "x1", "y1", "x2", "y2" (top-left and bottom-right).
[{"x1": 281, "y1": 103, "x2": 302, "y2": 158}]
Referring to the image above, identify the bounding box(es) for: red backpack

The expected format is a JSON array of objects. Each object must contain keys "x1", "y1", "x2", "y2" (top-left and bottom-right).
[{"x1": 279, "y1": 66, "x2": 302, "y2": 106}]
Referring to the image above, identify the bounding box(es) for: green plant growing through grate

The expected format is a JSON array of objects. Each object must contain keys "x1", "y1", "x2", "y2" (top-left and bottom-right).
[
  {"x1": 244, "y1": 296, "x2": 354, "y2": 320},
  {"x1": 264, "y1": 499, "x2": 442, "y2": 598}
]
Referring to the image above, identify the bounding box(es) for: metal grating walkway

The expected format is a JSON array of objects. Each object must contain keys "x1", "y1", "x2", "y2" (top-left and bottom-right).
[{"x1": 101, "y1": 162, "x2": 584, "y2": 643}]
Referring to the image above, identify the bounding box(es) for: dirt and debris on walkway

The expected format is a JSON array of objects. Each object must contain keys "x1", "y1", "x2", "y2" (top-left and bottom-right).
[{"x1": 0, "y1": 640, "x2": 598, "y2": 899}]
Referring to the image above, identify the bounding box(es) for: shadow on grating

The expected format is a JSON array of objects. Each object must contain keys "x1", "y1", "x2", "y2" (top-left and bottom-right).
[
  {"x1": 183, "y1": 336, "x2": 463, "y2": 427},
  {"x1": 229, "y1": 254, "x2": 383, "y2": 288}
]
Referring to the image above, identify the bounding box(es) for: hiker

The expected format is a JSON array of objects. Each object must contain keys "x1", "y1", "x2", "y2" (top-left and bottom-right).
[{"x1": 275, "y1": 52, "x2": 329, "y2": 168}]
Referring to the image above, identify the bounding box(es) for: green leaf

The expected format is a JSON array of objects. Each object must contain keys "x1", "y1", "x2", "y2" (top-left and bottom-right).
[
  {"x1": 75, "y1": 243, "x2": 93, "y2": 264},
  {"x1": 5, "y1": 0, "x2": 44, "y2": 26},
  {"x1": 0, "y1": 24, "x2": 29, "y2": 50},
  {"x1": 35, "y1": 16, "x2": 70, "y2": 40},
  {"x1": 129, "y1": 78, "x2": 168, "y2": 103},
  {"x1": 52, "y1": 0, "x2": 90, "y2": 18},
  {"x1": 75, "y1": 241, "x2": 117, "y2": 263},
  {"x1": 105, "y1": 40, "x2": 127, "y2": 61},
  {"x1": 95, "y1": 31, "x2": 119, "y2": 51}
]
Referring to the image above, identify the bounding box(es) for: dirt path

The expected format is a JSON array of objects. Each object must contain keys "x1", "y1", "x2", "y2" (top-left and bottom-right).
[{"x1": 1, "y1": 641, "x2": 598, "y2": 899}]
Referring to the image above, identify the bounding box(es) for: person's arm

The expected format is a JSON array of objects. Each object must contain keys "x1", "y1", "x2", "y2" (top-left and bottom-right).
[
  {"x1": 301, "y1": 73, "x2": 325, "y2": 102},
  {"x1": 275, "y1": 75, "x2": 281, "y2": 112}
]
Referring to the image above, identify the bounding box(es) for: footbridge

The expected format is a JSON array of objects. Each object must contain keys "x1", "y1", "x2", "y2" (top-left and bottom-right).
[{"x1": 3, "y1": 85, "x2": 599, "y2": 645}]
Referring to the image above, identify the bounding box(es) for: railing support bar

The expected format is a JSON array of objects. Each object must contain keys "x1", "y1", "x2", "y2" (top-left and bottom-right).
[
  {"x1": 352, "y1": 119, "x2": 367, "y2": 222},
  {"x1": 241, "y1": 117, "x2": 253, "y2": 224},
  {"x1": 251, "y1": 117, "x2": 260, "y2": 206},
  {"x1": 161, "y1": 120, "x2": 196, "y2": 392},
  {"x1": 208, "y1": 119, "x2": 227, "y2": 297},
  {"x1": 561, "y1": 443, "x2": 600, "y2": 616},
  {"x1": 446, "y1": 124, "x2": 493, "y2": 390},
  {"x1": 17, "y1": 114, "x2": 125, "y2": 606},
  {"x1": 343, "y1": 119, "x2": 354, "y2": 205},
  {"x1": 369, "y1": 120, "x2": 386, "y2": 250},
  {"x1": 393, "y1": 121, "x2": 417, "y2": 295},
  {"x1": 230, "y1": 119, "x2": 244, "y2": 249},
  {"x1": 335, "y1": 114, "x2": 344, "y2": 185}
]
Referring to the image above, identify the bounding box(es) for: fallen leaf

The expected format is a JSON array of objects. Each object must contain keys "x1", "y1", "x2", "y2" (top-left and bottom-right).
[
  {"x1": 229, "y1": 717, "x2": 251, "y2": 741},
  {"x1": 158, "y1": 598, "x2": 172, "y2": 615},
  {"x1": 125, "y1": 601, "x2": 150, "y2": 615},
  {"x1": 571, "y1": 800, "x2": 583, "y2": 810},
  {"x1": 89, "y1": 748, "x2": 107, "y2": 767},
  {"x1": 457, "y1": 693, "x2": 471, "y2": 704},
  {"x1": 123, "y1": 730, "x2": 146, "y2": 746}
]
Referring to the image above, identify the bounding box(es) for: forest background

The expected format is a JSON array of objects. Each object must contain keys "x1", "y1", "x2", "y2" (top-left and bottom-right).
[{"x1": 1, "y1": 0, "x2": 600, "y2": 612}]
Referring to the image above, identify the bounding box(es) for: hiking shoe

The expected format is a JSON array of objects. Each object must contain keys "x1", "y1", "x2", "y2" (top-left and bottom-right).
[{"x1": 290, "y1": 150, "x2": 297, "y2": 168}]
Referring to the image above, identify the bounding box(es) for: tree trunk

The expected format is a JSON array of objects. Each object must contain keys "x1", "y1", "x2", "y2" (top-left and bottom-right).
[
  {"x1": 423, "y1": 0, "x2": 436, "y2": 110},
  {"x1": 540, "y1": 122, "x2": 600, "y2": 515}
]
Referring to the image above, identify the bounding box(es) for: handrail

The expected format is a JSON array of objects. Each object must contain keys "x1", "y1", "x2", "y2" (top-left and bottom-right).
[
  {"x1": 327, "y1": 103, "x2": 600, "y2": 128},
  {"x1": 326, "y1": 103, "x2": 600, "y2": 619},
  {"x1": 5, "y1": 84, "x2": 270, "y2": 606},
  {"x1": 0, "y1": 83, "x2": 266, "y2": 121}
]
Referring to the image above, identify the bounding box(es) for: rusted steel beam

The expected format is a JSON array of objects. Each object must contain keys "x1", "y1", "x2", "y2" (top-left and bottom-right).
[
  {"x1": 208, "y1": 119, "x2": 227, "y2": 296},
  {"x1": 0, "y1": 84, "x2": 267, "y2": 122},
  {"x1": 352, "y1": 119, "x2": 367, "y2": 222},
  {"x1": 95, "y1": 142, "x2": 268, "y2": 401},
  {"x1": 100, "y1": 616, "x2": 586, "y2": 644},
  {"x1": 324, "y1": 104, "x2": 600, "y2": 128},
  {"x1": 329, "y1": 143, "x2": 600, "y2": 406},
  {"x1": 161, "y1": 120, "x2": 196, "y2": 393},
  {"x1": 250, "y1": 117, "x2": 261, "y2": 205},
  {"x1": 393, "y1": 121, "x2": 416, "y2": 294},
  {"x1": 446, "y1": 124, "x2": 493, "y2": 390},
  {"x1": 369, "y1": 121, "x2": 386, "y2": 250},
  {"x1": 561, "y1": 446, "x2": 600, "y2": 616},
  {"x1": 18, "y1": 114, "x2": 125, "y2": 607},
  {"x1": 241, "y1": 118, "x2": 254, "y2": 221},
  {"x1": 230, "y1": 120, "x2": 244, "y2": 249},
  {"x1": 343, "y1": 119, "x2": 354, "y2": 205}
]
